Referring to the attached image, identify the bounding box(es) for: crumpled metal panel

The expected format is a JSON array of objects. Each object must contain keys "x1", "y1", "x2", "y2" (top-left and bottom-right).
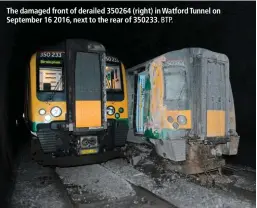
[
  {"x1": 150, "y1": 138, "x2": 186, "y2": 161},
  {"x1": 126, "y1": 48, "x2": 238, "y2": 162},
  {"x1": 222, "y1": 135, "x2": 240, "y2": 155},
  {"x1": 130, "y1": 50, "x2": 191, "y2": 142}
]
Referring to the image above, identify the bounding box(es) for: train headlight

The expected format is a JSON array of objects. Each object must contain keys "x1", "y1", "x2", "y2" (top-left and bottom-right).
[
  {"x1": 177, "y1": 115, "x2": 187, "y2": 125},
  {"x1": 39, "y1": 109, "x2": 46, "y2": 115},
  {"x1": 115, "y1": 113, "x2": 120, "y2": 119},
  {"x1": 167, "y1": 116, "x2": 174, "y2": 123},
  {"x1": 50, "y1": 106, "x2": 62, "y2": 117},
  {"x1": 118, "y1": 107, "x2": 124, "y2": 113},
  {"x1": 107, "y1": 106, "x2": 115, "y2": 115},
  {"x1": 172, "y1": 122, "x2": 179, "y2": 129},
  {"x1": 44, "y1": 115, "x2": 52, "y2": 122}
]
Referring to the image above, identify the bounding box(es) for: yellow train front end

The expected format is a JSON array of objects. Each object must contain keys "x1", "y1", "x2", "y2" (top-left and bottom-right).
[
  {"x1": 105, "y1": 55, "x2": 128, "y2": 149},
  {"x1": 27, "y1": 52, "x2": 67, "y2": 135},
  {"x1": 126, "y1": 48, "x2": 240, "y2": 174},
  {"x1": 24, "y1": 39, "x2": 123, "y2": 167}
]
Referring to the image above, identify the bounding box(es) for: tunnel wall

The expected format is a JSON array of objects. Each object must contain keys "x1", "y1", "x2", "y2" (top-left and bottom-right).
[{"x1": 0, "y1": 7, "x2": 17, "y2": 205}]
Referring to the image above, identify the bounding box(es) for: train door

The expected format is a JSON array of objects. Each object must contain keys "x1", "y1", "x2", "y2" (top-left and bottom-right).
[
  {"x1": 65, "y1": 40, "x2": 106, "y2": 132},
  {"x1": 204, "y1": 58, "x2": 230, "y2": 138}
]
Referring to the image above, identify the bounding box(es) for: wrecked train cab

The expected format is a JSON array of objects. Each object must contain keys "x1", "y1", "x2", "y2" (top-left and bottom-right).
[{"x1": 126, "y1": 48, "x2": 240, "y2": 174}]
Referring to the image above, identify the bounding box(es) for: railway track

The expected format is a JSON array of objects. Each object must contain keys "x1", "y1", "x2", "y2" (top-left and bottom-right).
[
  {"x1": 123, "y1": 143, "x2": 256, "y2": 203},
  {"x1": 12, "y1": 142, "x2": 255, "y2": 208},
  {"x1": 55, "y1": 142, "x2": 255, "y2": 208}
]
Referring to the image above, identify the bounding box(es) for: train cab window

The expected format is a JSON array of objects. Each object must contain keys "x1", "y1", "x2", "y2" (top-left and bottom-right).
[
  {"x1": 163, "y1": 66, "x2": 189, "y2": 109},
  {"x1": 105, "y1": 63, "x2": 124, "y2": 101},
  {"x1": 38, "y1": 67, "x2": 64, "y2": 91},
  {"x1": 106, "y1": 64, "x2": 122, "y2": 91},
  {"x1": 164, "y1": 71, "x2": 187, "y2": 100}
]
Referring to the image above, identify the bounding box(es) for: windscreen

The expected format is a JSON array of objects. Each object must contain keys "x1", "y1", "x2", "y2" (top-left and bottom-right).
[
  {"x1": 106, "y1": 63, "x2": 122, "y2": 91},
  {"x1": 163, "y1": 62, "x2": 189, "y2": 109},
  {"x1": 105, "y1": 56, "x2": 124, "y2": 101},
  {"x1": 39, "y1": 67, "x2": 63, "y2": 91}
]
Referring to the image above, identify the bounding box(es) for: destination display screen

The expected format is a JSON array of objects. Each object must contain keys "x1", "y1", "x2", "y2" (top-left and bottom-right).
[
  {"x1": 38, "y1": 51, "x2": 65, "y2": 66},
  {"x1": 105, "y1": 55, "x2": 120, "y2": 63}
]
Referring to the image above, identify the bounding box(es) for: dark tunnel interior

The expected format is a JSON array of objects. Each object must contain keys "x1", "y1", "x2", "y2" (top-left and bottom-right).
[{"x1": 0, "y1": 1, "x2": 256, "y2": 206}]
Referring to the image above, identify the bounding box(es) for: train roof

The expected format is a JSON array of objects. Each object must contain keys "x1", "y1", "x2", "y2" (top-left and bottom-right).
[
  {"x1": 126, "y1": 47, "x2": 229, "y2": 73},
  {"x1": 36, "y1": 39, "x2": 105, "y2": 52}
]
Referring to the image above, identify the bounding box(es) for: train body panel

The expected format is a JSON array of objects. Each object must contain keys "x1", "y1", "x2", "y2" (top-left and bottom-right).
[
  {"x1": 106, "y1": 62, "x2": 128, "y2": 120},
  {"x1": 105, "y1": 56, "x2": 129, "y2": 148},
  {"x1": 28, "y1": 54, "x2": 67, "y2": 132}
]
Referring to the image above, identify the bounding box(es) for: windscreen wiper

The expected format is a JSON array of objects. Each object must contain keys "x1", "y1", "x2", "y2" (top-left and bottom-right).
[{"x1": 46, "y1": 75, "x2": 63, "y2": 104}]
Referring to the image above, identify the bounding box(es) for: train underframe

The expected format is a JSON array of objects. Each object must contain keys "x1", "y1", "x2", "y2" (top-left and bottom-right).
[
  {"x1": 31, "y1": 119, "x2": 129, "y2": 167},
  {"x1": 146, "y1": 134, "x2": 240, "y2": 174}
]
